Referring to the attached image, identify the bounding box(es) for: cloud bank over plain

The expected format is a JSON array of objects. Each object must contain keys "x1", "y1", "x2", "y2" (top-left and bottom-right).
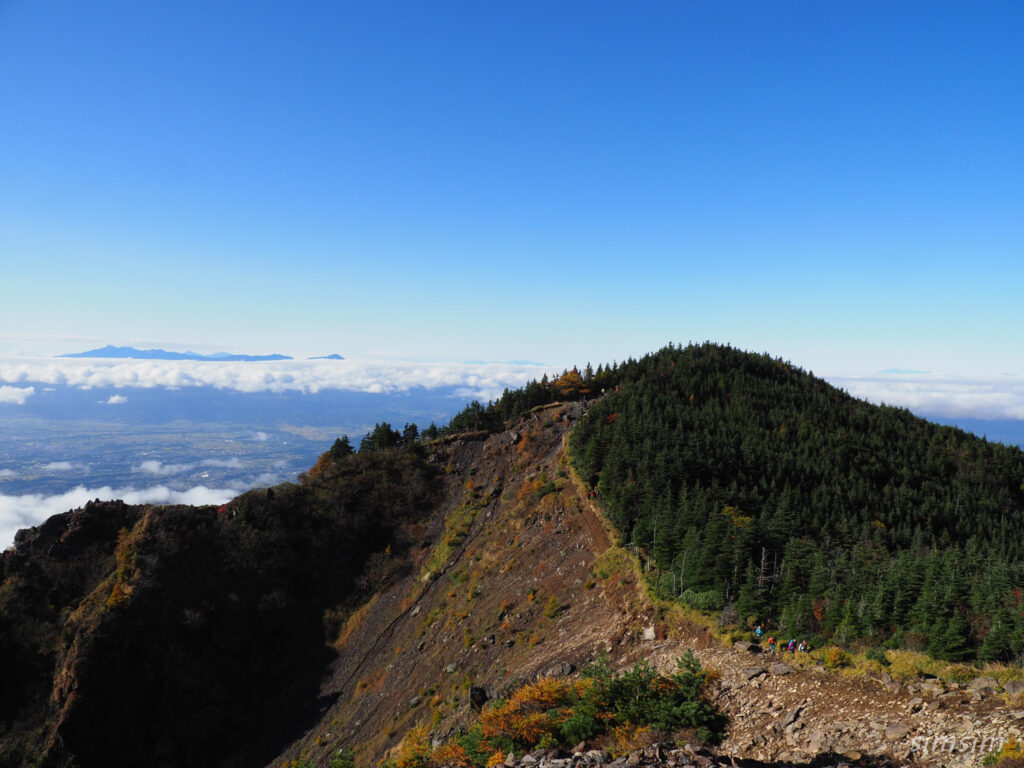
[
  {"x1": 1, "y1": 484, "x2": 239, "y2": 550},
  {"x1": 0, "y1": 358, "x2": 557, "y2": 401},
  {"x1": 0, "y1": 385, "x2": 35, "y2": 405},
  {"x1": 40, "y1": 461, "x2": 75, "y2": 471},
  {"x1": 828, "y1": 373, "x2": 1024, "y2": 420},
  {"x1": 2, "y1": 357, "x2": 1022, "y2": 419},
  {"x1": 132, "y1": 458, "x2": 246, "y2": 476}
]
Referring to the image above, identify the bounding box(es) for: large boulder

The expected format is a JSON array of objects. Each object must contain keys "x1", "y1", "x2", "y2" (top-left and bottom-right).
[{"x1": 968, "y1": 676, "x2": 999, "y2": 691}]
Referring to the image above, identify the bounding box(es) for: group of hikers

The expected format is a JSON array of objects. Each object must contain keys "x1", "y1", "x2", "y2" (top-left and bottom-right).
[{"x1": 754, "y1": 623, "x2": 809, "y2": 654}]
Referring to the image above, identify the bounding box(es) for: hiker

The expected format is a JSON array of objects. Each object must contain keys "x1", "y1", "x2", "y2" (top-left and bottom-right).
[
  {"x1": 767, "y1": 636, "x2": 776, "y2": 653},
  {"x1": 754, "y1": 624, "x2": 764, "y2": 641},
  {"x1": 798, "y1": 640, "x2": 808, "y2": 653},
  {"x1": 787, "y1": 638, "x2": 796, "y2": 653}
]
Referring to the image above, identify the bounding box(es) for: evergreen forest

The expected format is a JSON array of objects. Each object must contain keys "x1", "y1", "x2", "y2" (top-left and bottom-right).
[{"x1": 565, "y1": 343, "x2": 1024, "y2": 662}]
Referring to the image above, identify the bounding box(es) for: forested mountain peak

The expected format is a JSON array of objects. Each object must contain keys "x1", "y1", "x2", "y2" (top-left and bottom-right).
[{"x1": 570, "y1": 342, "x2": 1024, "y2": 661}]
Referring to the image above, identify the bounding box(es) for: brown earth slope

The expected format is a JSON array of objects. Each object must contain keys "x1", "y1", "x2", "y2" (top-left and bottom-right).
[{"x1": 271, "y1": 401, "x2": 644, "y2": 766}]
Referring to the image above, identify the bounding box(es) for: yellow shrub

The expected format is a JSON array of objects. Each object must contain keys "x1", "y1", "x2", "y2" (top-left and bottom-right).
[
  {"x1": 480, "y1": 678, "x2": 582, "y2": 746},
  {"x1": 989, "y1": 736, "x2": 1024, "y2": 764},
  {"x1": 431, "y1": 742, "x2": 472, "y2": 768},
  {"x1": 388, "y1": 724, "x2": 432, "y2": 768},
  {"x1": 607, "y1": 723, "x2": 653, "y2": 755},
  {"x1": 823, "y1": 646, "x2": 850, "y2": 670},
  {"x1": 544, "y1": 596, "x2": 563, "y2": 618}
]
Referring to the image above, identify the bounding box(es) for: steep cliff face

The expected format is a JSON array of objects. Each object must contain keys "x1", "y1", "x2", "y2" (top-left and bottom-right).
[
  {"x1": 0, "y1": 447, "x2": 442, "y2": 768},
  {"x1": 0, "y1": 500, "x2": 142, "y2": 766}
]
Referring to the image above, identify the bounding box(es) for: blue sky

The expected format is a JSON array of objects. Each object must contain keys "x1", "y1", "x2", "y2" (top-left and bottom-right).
[{"x1": 1, "y1": 1, "x2": 1022, "y2": 375}]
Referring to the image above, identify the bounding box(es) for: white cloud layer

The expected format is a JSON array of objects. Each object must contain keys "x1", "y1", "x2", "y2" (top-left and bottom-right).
[
  {"x1": 0, "y1": 385, "x2": 34, "y2": 405},
  {"x1": 41, "y1": 461, "x2": 74, "y2": 471},
  {"x1": 0, "y1": 469, "x2": 16, "y2": 479},
  {"x1": 828, "y1": 373, "x2": 1024, "y2": 420},
  {"x1": 105, "y1": 394, "x2": 128, "y2": 404},
  {"x1": 134, "y1": 460, "x2": 196, "y2": 476},
  {"x1": 1, "y1": 484, "x2": 240, "y2": 549},
  {"x1": 202, "y1": 457, "x2": 244, "y2": 468},
  {"x1": 0, "y1": 357, "x2": 557, "y2": 401}
]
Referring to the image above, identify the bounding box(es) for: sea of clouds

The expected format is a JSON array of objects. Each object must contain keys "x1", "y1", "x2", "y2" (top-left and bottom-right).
[
  {"x1": 0, "y1": 357, "x2": 558, "y2": 402},
  {"x1": 830, "y1": 373, "x2": 1024, "y2": 420},
  {"x1": 2, "y1": 357, "x2": 1023, "y2": 419}
]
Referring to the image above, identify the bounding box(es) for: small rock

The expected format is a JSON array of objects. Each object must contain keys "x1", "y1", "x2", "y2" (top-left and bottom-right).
[
  {"x1": 520, "y1": 755, "x2": 538, "y2": 767},
  {"x1": 572, "y1": 742, "x2": 589, "y2": 755},
  {"x1": 545, "y1": 661, "x2": 575, "y2": 677},
  {"x1": 504, "y1": 752, "x2": 516, "y2": 767},
  {"x1": 417, "y1": 640, "x2": 426, "y2": 652},
  {"x1": 778, "y1": 708, "x2": 802, "y2": 729},
  {"x1": 483, "y1": 634, "x2": 496, "y2": 645},
  {"x1": 804, "y1": 728, "x2": 830, "y2": 753},
  {"x1": 733, "y1": 641, "x2": 761, "y2": 653},
  {"x1": 410, "y1": 605, "x2": 421, "y2": 616},
  {"x1": 885, "y1": 722, "x2": 911, "y2": 740},
  {"x1": 409, "y1": 695, "x2": 422, "y2": 708},
  {"x1": 907, "y1": 697, "x2": 924, "y2": 712},
  {"x1": 446, "y1": 663, "x2": 457, "y2": 674},
  {"x1": 742, "y1": 666, "x2": 767, "y2": 680},
  {"x1": 1006, "y1": 680, "x2": 1024, "y2": 696},
  {"x1": 769, "y1": 663, "x2": 793, "y2": 675},
  {"x1": 503, "y1": 639, "x2": 515, "y2": 648},
  {"x1": 642, "y1": 626, "x2": 656, "y2": 641}
]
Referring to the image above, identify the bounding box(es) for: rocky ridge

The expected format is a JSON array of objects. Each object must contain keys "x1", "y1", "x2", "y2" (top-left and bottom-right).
[
  {"x1": 273, "y1": 404, "x2": 1022, "y2": 768},
  {"x1": 3, "y1": 399, "x2": 1020, "y2": 768}
]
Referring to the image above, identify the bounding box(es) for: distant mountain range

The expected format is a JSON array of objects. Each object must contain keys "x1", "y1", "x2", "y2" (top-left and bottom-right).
[
  {"x1": 59, "y1": 345, "x2": 294, "y2": 361},
  {"x1": 308, "y1": 354, "x2": 345, "y2": 360}
]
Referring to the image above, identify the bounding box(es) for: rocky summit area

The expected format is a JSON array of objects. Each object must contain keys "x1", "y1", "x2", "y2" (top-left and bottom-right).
[
  {"x1": 461, "y1": 741, "x2": 905, "y2": 768},
  {"x1": 646, "y1": 639, "x2": 1023, "y2": 766}
]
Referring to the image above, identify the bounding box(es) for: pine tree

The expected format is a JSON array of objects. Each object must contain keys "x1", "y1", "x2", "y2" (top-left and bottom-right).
[{"x1": 329, "y1": 435, "x2": 353, "y2": 458}]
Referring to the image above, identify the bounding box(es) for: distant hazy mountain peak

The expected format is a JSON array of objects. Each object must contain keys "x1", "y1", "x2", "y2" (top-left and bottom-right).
[{"x1": 58, "y1": 345, "x2": 293, "y2": 362}]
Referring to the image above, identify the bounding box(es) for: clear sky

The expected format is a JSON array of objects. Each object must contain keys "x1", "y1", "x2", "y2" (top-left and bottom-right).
[{"x1": 1, "y1": 1, "x2": 1022, "y2": 375}]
